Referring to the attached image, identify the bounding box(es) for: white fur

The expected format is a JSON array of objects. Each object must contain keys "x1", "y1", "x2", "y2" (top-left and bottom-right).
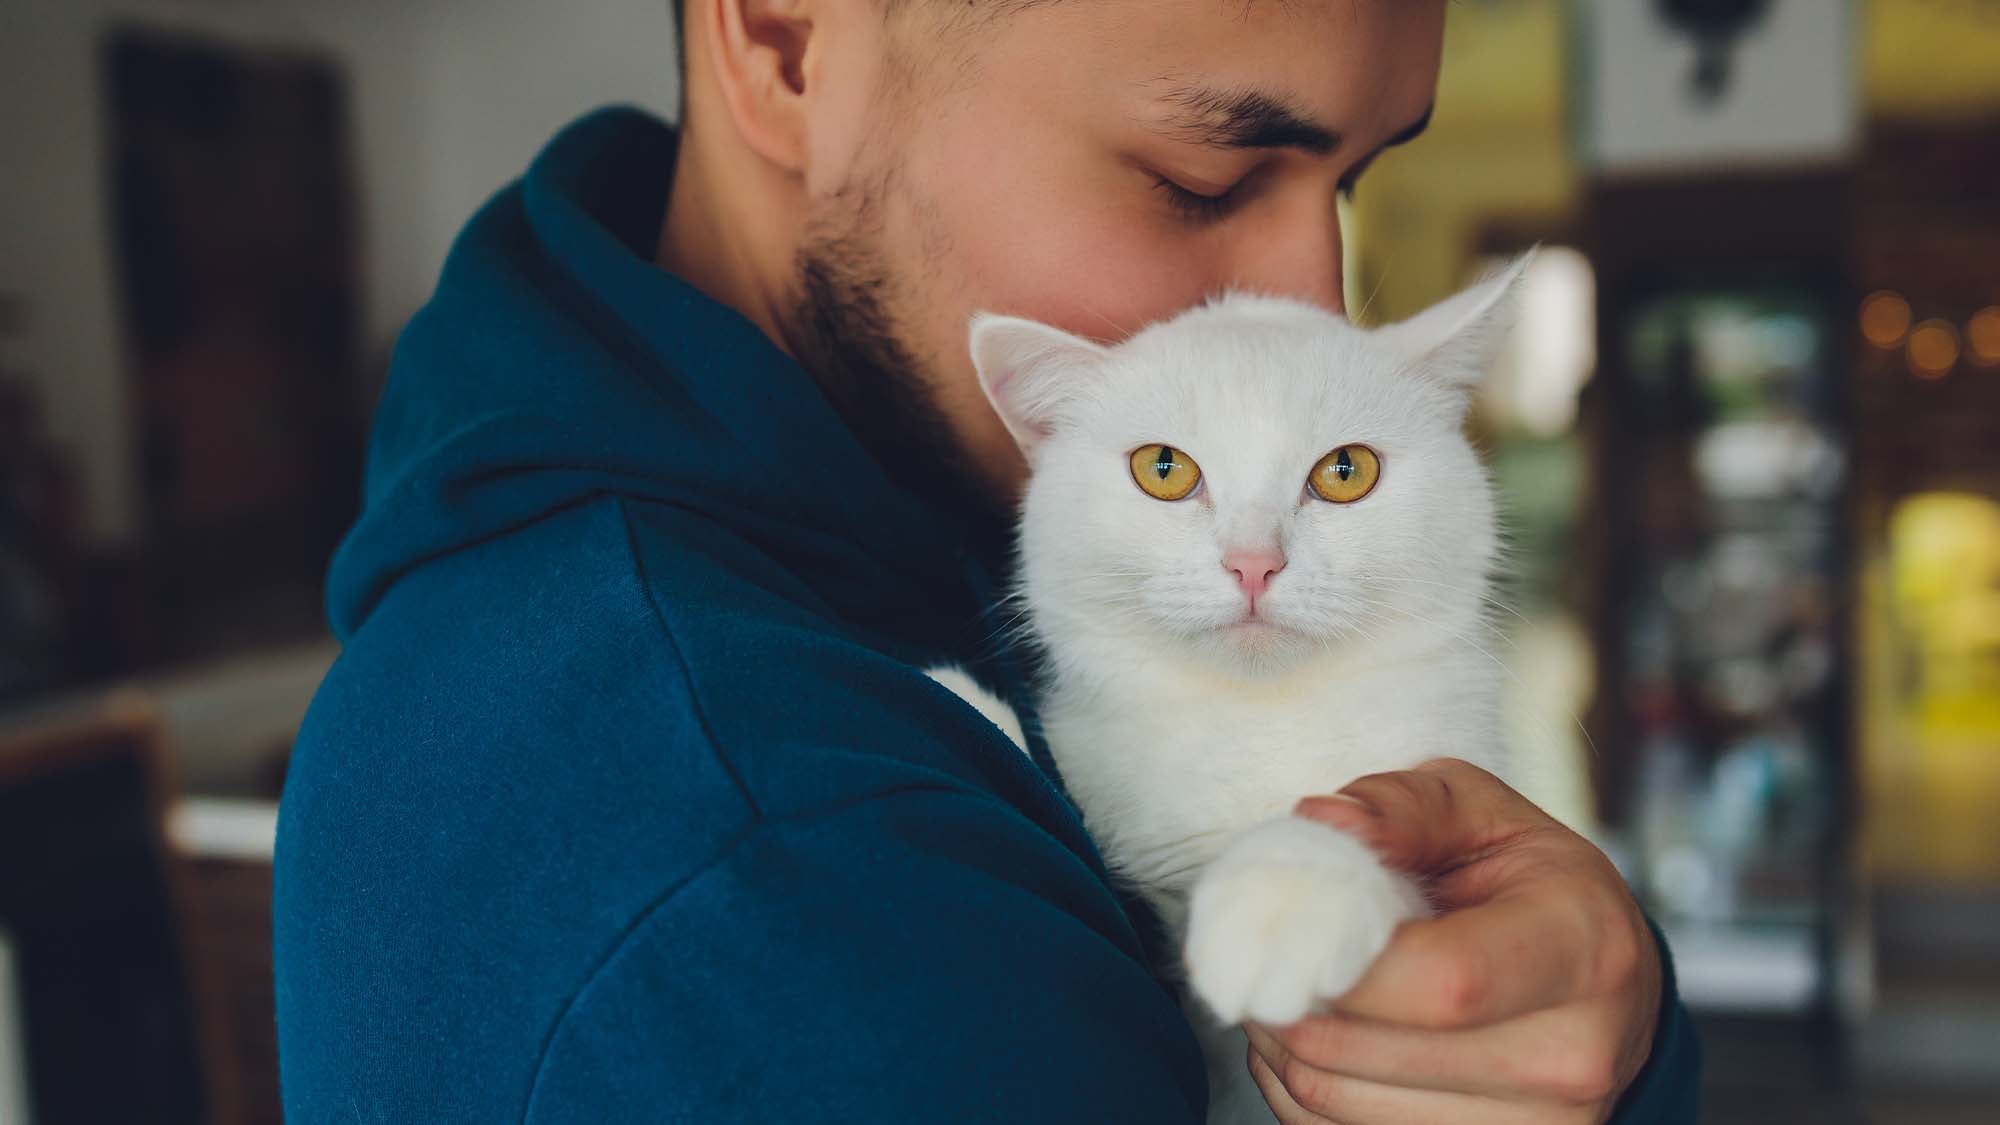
[
  {"x1": 1184, "y1": 815, "x2": 1433, "y2": 1025},
  {"x1": 922, "y1": 664, "x2": 1029, "y2": 752},
  {"x1": 929, "y1": 261, "x2": 1526, "y2": 1123}
]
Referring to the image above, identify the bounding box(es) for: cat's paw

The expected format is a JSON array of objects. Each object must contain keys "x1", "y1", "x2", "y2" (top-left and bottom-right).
[{"x1": 1184, "y1": 816, "x2": 1428, "y2": 1027}]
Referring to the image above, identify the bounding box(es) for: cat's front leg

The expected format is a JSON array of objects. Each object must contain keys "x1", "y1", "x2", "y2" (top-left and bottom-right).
[{"x1": 1183, "y1": 815, "x2": 1430, "y2": 1027}]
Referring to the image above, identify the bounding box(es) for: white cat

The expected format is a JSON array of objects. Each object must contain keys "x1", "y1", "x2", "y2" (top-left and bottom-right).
[{"x1": 930, "y1": 259, "x2": 1526, "y2": 1124}]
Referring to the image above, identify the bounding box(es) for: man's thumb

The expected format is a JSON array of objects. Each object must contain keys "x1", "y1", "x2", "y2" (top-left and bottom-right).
[{"x1": 1293, "y1": 757, "x2": 1552, "y2": 878}]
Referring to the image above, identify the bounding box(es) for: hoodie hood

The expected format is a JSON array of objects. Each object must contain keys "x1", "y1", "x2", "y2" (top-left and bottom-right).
[{"x1": 328, "y1": 106, "x2": 998, "y2": 660}]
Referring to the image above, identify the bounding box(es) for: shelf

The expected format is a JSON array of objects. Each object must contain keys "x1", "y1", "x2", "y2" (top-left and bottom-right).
[{"x1": 1665, "y1": 921, "x2": 1820, "y2": 1014}]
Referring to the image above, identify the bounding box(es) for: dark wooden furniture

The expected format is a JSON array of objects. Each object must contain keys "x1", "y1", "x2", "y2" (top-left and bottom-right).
[
  {"x1": 171, "y1": 802, "x2": 282, "y2": 1125},
  {"x1": 0, "y1": 695, "x2": 212, "y2": 1124}
]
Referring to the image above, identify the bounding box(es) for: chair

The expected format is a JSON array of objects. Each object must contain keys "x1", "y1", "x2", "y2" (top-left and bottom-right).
[{"x1": 0, "y1": 692, "x2": 211, "y2": 1124}]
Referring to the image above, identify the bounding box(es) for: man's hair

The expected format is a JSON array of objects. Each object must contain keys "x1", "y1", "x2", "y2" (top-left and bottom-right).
[{"x1": 668, "y1": 0, "x2": 1058, "y2": 76}]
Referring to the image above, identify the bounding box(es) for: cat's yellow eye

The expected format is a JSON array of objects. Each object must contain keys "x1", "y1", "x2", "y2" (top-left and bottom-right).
[
  {"x1": 1308, "y1": 444, "x2": 1381, "y2": 503},
  {"x1": 1129, "y1": 443, "x2": 1202, "y2": 501}
]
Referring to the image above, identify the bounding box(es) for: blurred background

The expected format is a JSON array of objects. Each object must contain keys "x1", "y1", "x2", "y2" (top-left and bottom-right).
[{"x1": 0, "y1": 0, "x2": 1994, "y2": 1122}]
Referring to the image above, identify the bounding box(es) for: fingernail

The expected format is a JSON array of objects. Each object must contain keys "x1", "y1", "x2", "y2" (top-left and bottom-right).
[
  {"x1": 1241, "y1": 1022, "x2": 1283, "y2": 1061},
  {"x1": 1302, "y1": 792, "x2": 1378, "y2": 818}
]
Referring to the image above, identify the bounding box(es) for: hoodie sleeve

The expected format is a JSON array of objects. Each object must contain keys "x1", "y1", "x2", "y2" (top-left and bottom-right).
[
  {"x1": 1607, "y1": 918, "x2": 1704, "y2": 1124},
  {"x1": 521, "y1": 787, "x2": 1209, "y2": 1124}
]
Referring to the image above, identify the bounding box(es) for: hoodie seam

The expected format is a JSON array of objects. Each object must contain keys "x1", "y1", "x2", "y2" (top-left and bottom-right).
[
  {"x1": 519, "y1": 780, "x2": 982, "y2": 1125},
  {"x1": 613, "y1": 496, "x2": 765, "y2": 822}
]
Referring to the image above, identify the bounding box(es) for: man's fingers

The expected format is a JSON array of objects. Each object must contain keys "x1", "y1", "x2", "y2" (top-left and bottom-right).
[
  {"x1": 1295, "y1": 758, "x2": 1552, "y2": 880},
  {"x1": 1252, "y1": 1008, "x2": 1630, "y2": 1107},
  {"x1": 1244, "y1": 1023, "x2": 1565, "y2": 1125},
  {"x1": 1245, "y1": 1042, "x2": 1337, "y2": 1124},
  {"x1": 1328, "y1": 890, "x2": 1597, "y2": 1029}
]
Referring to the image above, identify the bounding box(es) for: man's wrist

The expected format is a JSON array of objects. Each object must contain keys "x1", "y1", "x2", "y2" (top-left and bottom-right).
[{"x1": 1606, "y1": 916, "x2": 1703, "y2": 1124}]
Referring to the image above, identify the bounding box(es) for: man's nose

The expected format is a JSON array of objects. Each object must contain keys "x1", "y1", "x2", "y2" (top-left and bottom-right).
[
  {"x1": 1223, "y1": 547, "x2": 1287, "y2": 603},
  {"x1": 1227, "y1": 209, "x2": 1347, "y2": 316}
]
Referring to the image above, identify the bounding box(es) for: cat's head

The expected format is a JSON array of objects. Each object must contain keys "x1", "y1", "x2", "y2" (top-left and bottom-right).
[{"x1": 970, "y1": 257, "x2": 1524, "y2": 680}]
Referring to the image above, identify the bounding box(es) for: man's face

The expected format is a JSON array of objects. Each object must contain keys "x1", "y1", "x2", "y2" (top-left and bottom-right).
[{"x1": 783, "y1": 0, "x2": 1446, "y2": 521}]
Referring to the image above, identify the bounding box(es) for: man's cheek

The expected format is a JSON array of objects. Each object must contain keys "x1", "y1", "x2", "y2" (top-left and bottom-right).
[{"x1": 982, "y1": 233, "x2": 1218, "y2": 342}]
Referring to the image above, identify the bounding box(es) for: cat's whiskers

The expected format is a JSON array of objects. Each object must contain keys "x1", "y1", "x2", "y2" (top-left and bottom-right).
[
  {"x1": 970, "y1": 612, "x2": 1038, "y2": 660},
  {"x1": 1080, "y1": 305, "x2": 1140, "y2": 341},
  {"x1": 1353, "y1": 255, "x2": 1394, "y2": 326},
  {"x1": 1356, "y1": 585, "x2": 1607, "y2": 774},
  {"x1": 1377, "y1": 593, "x2": 1521, "y2": 653},
  {"x1": 1357, "y1": 574, "x2": 1535, "y2": 631},
  {"x1": 1362, "y1": 598, "x2": 1600, "y2": 762}
]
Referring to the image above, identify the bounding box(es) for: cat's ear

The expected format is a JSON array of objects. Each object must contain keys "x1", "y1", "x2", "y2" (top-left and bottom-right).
[
  {"x1": 968, "y1": 313, "x2": 1110, "y2": 454},
  {"x1": 1371, "y1": 249, "x2": 1534, "y2": 389}
]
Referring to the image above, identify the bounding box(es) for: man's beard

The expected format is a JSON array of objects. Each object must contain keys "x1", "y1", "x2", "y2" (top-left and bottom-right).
[{"x1": 782, "y1": 187, "x2": 1017, "y2": 555}]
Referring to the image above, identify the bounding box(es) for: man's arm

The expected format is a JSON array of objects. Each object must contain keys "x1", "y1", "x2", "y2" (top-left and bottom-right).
[{"x1": 524, "y1": 787, "x2": 1208, "y2": 1123}]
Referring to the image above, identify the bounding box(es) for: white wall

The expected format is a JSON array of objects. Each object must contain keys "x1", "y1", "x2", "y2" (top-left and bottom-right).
[{"x1": 0, "y1": 0, "x2": 680, "y2": 547}]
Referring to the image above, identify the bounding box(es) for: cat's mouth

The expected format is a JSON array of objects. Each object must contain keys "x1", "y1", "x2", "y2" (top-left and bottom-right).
[
  {"x1": 1211, "y1": 610, "x2": 1310, "y2": 671},
  {"x1": 1223, "y1": 611, "x2": 1288, "y2": 637}
]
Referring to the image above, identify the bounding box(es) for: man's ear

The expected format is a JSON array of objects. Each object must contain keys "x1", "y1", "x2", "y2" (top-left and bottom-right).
[
  {"x1": 1371, "y1": 249, "x2": 1535, "y2": 390},
  {"x1": 700, "y1": 0, "x2": 819, "y2": 171},
  {"x1": 968, "y1": 314, "x2": 1109, "y2": 455}
]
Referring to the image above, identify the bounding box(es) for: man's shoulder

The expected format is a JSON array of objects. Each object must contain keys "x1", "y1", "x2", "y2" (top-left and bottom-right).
[
  {"x1": 284, "y1": 489, "x2": 1065, "y2": 886},
  {"x1": 278, "y1": 495, "x2": 770, "y2": 912},
  {"x1": 300, "y1": 497, "x2": 755, "y2": 770}
]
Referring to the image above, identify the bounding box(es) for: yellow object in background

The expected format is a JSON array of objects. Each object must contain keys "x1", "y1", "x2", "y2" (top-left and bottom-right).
[{"x1": 1863, "y1": 492, "x2": 2000, "y2": 882}]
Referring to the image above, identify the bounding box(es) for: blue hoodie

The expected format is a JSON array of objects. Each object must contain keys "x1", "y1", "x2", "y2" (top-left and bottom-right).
[{"x1": 273, "y1": 106, "x2": 1699, "y2": 1123}]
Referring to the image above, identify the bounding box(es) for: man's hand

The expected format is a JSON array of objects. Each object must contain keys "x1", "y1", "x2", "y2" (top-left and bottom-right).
[{"x1": 1241, "y1": 758, "x2": 1661, "y2": 1124}]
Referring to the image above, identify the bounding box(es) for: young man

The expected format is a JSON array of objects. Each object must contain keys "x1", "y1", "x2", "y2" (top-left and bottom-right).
[{"x1": 274, "y1": 1, "x2": 1700, "y2": 1121}]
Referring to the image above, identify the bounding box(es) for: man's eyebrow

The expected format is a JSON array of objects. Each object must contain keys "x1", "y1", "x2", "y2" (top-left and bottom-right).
[
  {"x1": 1152, "y1": 85, "x2": 1340, "y2": 154},
  {"x1": 1150, "y1": 86, "x2": 1436, "y2": 159}
]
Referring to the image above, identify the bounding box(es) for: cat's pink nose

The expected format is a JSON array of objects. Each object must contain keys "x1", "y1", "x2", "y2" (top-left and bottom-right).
[{"x1": 1223, "y1": 548, "x2": 1286, "y2": 604}]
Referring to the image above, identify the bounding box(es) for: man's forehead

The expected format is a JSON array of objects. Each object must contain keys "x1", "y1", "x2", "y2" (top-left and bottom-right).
[{"x1": 1048, "y1": 1, "x2": 1443, "y2": 147}]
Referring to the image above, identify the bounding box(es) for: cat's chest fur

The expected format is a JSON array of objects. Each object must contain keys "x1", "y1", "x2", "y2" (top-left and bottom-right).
[{"x1": 1037, "y1": 633, "x2": 1499, "y2": 913}]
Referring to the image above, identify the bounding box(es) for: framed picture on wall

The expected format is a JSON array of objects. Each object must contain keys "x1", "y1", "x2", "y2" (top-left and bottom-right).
[{"x1": 103, "y1": 26, "x2": 367, "y2": 662}]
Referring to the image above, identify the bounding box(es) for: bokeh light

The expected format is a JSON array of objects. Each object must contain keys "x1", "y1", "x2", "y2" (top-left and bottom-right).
[
  {"x1": 1968, "y1": 306, "x2": 2000, "y2": 366},
  {"x1": 1907, "y1": 318, "x2": 1961, "y2": 380},
  {"x1": 1860, "y1": 290, "x2": 1912, "y2": 349}
]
